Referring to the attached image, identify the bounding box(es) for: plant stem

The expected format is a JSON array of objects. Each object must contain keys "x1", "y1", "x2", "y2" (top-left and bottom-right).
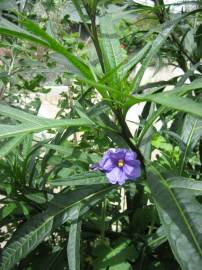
[
  {"x1": 115, "y1": 108, "x2": 145, "y2": 166},
  {"x1": 101, "y1": 198, "x2": 107, "y2": 241},
  {"x1": 91, "y1": 16, "x2": 105, "y2": 72},
  {"x1": 137, "y1": 107, "x2": 166, "y2": 146},
  {"x1": 81, "y1": 0, "x2": 105, "y2": 72},
  {"x1": 154, "y1": 0, "x2": 202, "y2": 75}
]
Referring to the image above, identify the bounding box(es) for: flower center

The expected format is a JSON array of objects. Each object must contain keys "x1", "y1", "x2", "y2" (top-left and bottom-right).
[{"x1": 117, "y1": 159, "x2": 124, "y2": 167}]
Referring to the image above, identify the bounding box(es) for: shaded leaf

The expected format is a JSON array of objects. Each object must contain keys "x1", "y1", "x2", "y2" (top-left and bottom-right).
[
  {"x1": 51, "y1": 172, "x2": 108, "y2": 186},
  {"x1": 0, "y1": 185, "x2": 113, "y2": 270},
  {"x1": 67, "y1": 203, "x2": 82, "y2": 270},
  {"x1": 180, "y1": 115, "x2": 202, "y2": 174},
  {"x1": 93, "y1": 239, "x2": 136, "y2": 269},
  {"x1": 0, "y1": 135, "x2": 25, "y2": 157},
  {"x1": 147, "y1": 165, "x2": 202, "y2": 270},
  {"x1": 130, "y1": 10, "x2": 202, "y2": 92}
]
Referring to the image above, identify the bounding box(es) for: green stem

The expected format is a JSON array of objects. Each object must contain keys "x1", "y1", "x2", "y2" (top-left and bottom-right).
[
  {"x1": 154, "y1": 0, "x2": 202, "y2": 75},
  {"x1": 101, "y1": 198, "x2": 107, "y2": 241},
  {"x1": 81, "y1": 0, "x2": 105, "y2": 72},
  {"x1": 115, "y1": 109, "x2": 145, "y2": 166},
  {"x1": 91, "y1": 16, "x2": 105, "y2": 72},
  {"x1": 137, "y1": 107, "x2": 166, "y2": 146},
  {"x1": 179, "y1": 119, "x2": 198, "y2": 175},
  {"x1": 139, "y1": 246, "x2": 146, "y2": 270}
]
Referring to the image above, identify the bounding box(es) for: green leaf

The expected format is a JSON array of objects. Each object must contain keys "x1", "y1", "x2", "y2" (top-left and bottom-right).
[
  {"x1": 0, "y1": 104, "x2": 94, "y2": 138},
  {"x1": 64, "y1": 72, "x2": 113, "y2": 100},
  {"x1": 93, "y1": 238, "x2": 136, "y2": 269},
  {"x1": 128, "y1": 79, "x2": 202, "y2": 119},
  {"x1": 121, "y1": 42, "x2": 151, "y2": 79},
  {"x1": 147, "y1": 165, "x2": 202, "y2": 270},
  {"x1": 139, "y1": 103, "x2": 155, "y2": 159},
  {"x1": 181, "y1": 115, "x2": 202, "y2": 150},
  {"x1": 67, "y1": 203, "x2": 82, "y2": 270},
  {"x1": 44, "y1": 144, "x2": 100, "y2": 164},
  {"x1": 135, "y1": 77, "x2": 202, "y2": 146},
  {"x1": 20, "y1": 15, "x2": 92, "y2": 78},
  {"x1": 0, "y1": 16, "x2": 93, "y2": 79},
  {"x1": 110, "y1": 262, "x2": 132, "y2": 270},
  {"x1": 130, "y1": 20, "x2": 179, "y2": 91},
  {"x1": 143, "y1": 94, "x2": 202, "y2": 120},
  {"x1": 74, "y1": 101, "x2": 95, "y2": 125},
  {"x1": 130, "y1": 11, "x2": 202, "y2": 92},
  {"x1": 179, "y1": 115, "x2": 202, "y2": 175},
  {"x1": 0, "y1": 121, "x2": 91, "y2": 139},
  {"x1": 0, "y1": 185, "x2": 113, "y2": 270},
  {"x1": 176, "y1": 62, "x2": 202, "y2": 87},
  {"x1": 0, "y1": 17, "x2": 49, "y2": 47},
  {"x1": 0, "y1": 134, "x2": 25, "y2": 157},
  {"x1": 0, "y1": 183, "x2": 13, "y2": 195},
  {"x1": 51, "y1": 172, "x2": 108, "y2": 186},
  {"x1": 99, "y1": 14, "x2": 125, "y2": 84},
  {"x1": 0, "y1": 203, "x2": 17, "y2": 221},
  {"x1": 24, "y1": 192, "x2": 49, "y2": 204},
  {"x1": 147, "y1": 226, "x2": 167, "y2": 250},
  {"x1": 169, "y1": 78, "x2": 202, "y2": 96},
  {"x1": 0, "y1": 104, "x2": 54, "y2": 123}
]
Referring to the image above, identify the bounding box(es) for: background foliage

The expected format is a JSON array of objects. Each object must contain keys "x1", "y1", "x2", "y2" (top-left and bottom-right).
[{"x1": 0, "y1": 0, "x2": 202, "y2": 269}]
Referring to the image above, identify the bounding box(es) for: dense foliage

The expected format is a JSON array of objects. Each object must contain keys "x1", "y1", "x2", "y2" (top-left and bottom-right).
[{"x1": 0, "y1": 0, "x2": 202, "y2": 269}]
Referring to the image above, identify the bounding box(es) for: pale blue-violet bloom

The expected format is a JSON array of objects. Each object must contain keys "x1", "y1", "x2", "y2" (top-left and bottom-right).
[{"x1": 92, "y1": 148, "x2": 141, "y2": 185}]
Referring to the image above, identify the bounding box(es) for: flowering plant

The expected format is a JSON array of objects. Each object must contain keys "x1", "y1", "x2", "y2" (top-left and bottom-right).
[{"x1": 0, "y1": 1, "x2": 202, "y2": 270}]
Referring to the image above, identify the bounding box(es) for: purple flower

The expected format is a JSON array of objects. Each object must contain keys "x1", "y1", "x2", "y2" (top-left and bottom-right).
[{"x1": 96, "y1": 148, "x2": 141, "y2": 185}]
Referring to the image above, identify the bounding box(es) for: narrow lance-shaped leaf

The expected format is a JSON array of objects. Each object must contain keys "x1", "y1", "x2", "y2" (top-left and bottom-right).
[
  {"x1": 0, "y1": 16, "x2": 93, "y2": 79},
  {"x1": 51, "y1": 172, "x2": 108, "y2": 187},
  {"x1": 130, "y1": 10, "x2": 202, "y2": 92},
  {"x1": 43, "y1": 144, "x2": 100, "y2": 164},
  {"x1": 99, "y1": 13, "x2": 125, "y2": 85},
  {"x1": 0, "y1": 104, "x2": 46, "y2": 123},
  {"x1": 179, "y1": 115, "x2": 202, "y2": 175},
  {"x1": 121, "y1": 42, "x2": 151, "y2": 79},
  {"x1": 19, "y1": 15, "x2": 93, "y2": 79},
  {"x1": 128, "y1": 79, "x2": 202, "y2": 119},
  {"x1": 143, "y1": 94, "x2": 202, "y2": 120},
  {"x1": 0, "y1": 17, "x2": 50, "y2": 47},
  {"x1": 67, "y1": 203, "x2": 82, "y2": 270},
  {"x1": 135, "y1": 74, "x2": 202, "y2": 145},
  {"x1": 139, "y1": 103, "x2": 155, "y2": 159},
  {"x1": 0, "y1": 104, "x2": 94, "y2": 139},
  {"x1": 0, "y1": 120, "x2": 92, "y2": 139},
  {"x1": 147, "y1": 165, "x2": 202, "y2": 270},
  {"x1": 130, "y1": 19, "x2": 179, "y2": 92},
  {"x1": 0, "y1": 134, "x2": 25, "y2": 157},
  {"x1": 0, "y1": 184, "x2": 113, "y2": 270},
  {"x1": 147, "y1": 226, "x2": 167, "y2": 250}
]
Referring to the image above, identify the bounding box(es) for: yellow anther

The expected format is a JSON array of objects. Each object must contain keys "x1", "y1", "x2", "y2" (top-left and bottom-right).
[{"x1": 117, "y1": 159, "x2": 124, "y2": 167}]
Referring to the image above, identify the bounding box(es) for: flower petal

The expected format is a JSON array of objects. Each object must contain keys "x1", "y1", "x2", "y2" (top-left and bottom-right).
[
  {"x1": 125, "y1": 159, "x2": 139, "y2": 167},
  {"x1": 101, "y1": 158, "x2": 115, "y2": 172},
  {"x1": 110, "y1": 148, "x2": 126, "y2": 161},
  {"x1": 99, "y1": 150, "x2": 115, "y2": 172},
  {"x1": 124, "y1": 151, "x2": 139, "y2": 167},
  {"x1": 106, "y1": 167, "x2": 127, "y2": 185},
  {"x1": 125, "y1": 151, "x2": 137, "y2": 162},
  {"x1": 123, "y1": 161, "x2": 141, "y2": 179}
]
